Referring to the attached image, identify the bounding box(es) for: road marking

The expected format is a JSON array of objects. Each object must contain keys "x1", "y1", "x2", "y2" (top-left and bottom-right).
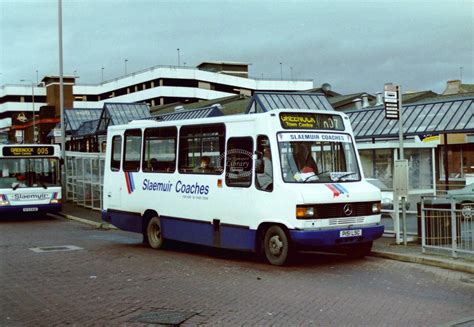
[{"x1": 29, "y1": 245, "x2": 83, "y2": 253}]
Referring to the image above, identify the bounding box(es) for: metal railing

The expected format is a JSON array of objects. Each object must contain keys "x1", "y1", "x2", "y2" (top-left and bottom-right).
[
  {"x1": 421, "y1": 196, "x2": 474, "y2": 258},
  {"x1": 65, "y1": 151, "x2": 105, "y2": 211}
]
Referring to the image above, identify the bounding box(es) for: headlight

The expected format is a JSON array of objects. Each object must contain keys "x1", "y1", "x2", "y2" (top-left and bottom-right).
[
  {"x1": 296, "y1": 206, "x2": 316, "y2": 219},
  {"x1": 0, "y1": 195, "x2": 9, "y2": 206},
  {"x1": 372, "y1": 202, "x2": 381, "y2": 213},
  {"x1": 50, "y1": 199, "x2": 62, "y2": 204}
]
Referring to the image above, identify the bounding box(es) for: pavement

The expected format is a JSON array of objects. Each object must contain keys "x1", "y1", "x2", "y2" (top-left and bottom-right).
[{"x1": 57, "y1": 201, "x2": 474, "y2": 274}]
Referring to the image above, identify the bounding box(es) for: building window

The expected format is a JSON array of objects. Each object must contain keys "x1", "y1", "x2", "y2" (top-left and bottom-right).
[
  {"x1": 123, "y1": 129, "x2": 142, "y2": 172},
  {"x1": 405, "y1": 148, "x2": 433, "y2": 189},
  {"x1": 142, "y1": 127, "x2": 177, "y2": 173},
  {"x1": 178, "y1": 124, "x2": 225, "y2": 174},
  {"x1": 439, "y1": 145, "x2": 474, "y2": 181},
  {"x1": 360, "y1": 149, "x2": 393, "y2": 188}
]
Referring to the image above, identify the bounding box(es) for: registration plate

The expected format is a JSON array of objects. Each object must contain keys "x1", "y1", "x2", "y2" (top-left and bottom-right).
[
  {"x1": 340, "y1": 229, "x2": 362, "y2": 238},
  {"x1": 23, "y1": 207, "x2": 38, "y2": 212}
]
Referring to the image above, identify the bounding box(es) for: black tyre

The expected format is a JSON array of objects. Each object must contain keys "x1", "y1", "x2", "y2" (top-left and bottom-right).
[
  {"x1": 346, "y1": 241, "x2": 373, "y2": 258},
  {"x1": 263, "y1": 225, "x2": 291, "y2": 266},
  {"x1": 146, "y1": 216, "x2": 164, "y2": 249}
]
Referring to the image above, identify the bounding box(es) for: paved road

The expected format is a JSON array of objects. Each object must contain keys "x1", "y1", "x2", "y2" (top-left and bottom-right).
[{"x1": 1, "y1": 215, "x2": 473, "y2": 326}]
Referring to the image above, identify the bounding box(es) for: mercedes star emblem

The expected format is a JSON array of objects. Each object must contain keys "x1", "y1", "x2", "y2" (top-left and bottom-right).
[{"x1": 343, "y1": 204, "x2": 353, "y2": 216}]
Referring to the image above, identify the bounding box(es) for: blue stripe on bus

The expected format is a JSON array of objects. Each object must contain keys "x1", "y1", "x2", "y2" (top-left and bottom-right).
[
  {"x1": 129, "y1": 172, "x2": 135, "y2": 192},
  {"x1": 103, "y1": 209, "x2": 143, "y2": 233},
  {"x1": 103, "y1": 209, "x2": 383, "y2": 251},
  {"x1": 103, "y1": 210, "x2": 256, "y2": 251},
  {"x1": 290, "y1": 224, "x2": 384, "y2": 247},
  {"x1": 334, "y1": 183, "x2": 349, "y2": 194}
]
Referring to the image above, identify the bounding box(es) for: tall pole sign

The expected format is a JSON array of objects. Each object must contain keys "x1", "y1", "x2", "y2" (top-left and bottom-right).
[
  {"x1": 384, "y1": 83, "x2": 407, "y2": 245},
  {"x1": 384, "y1": 84, "x2": 400, "y2": 120},
  {"x1": 384, "y1": 83, "x2": 404, "y2": 159}
]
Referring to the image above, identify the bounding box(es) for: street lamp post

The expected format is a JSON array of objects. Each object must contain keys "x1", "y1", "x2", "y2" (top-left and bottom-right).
[
  {"x1": 177, "y1": 48, "x2": 180, "y2": 67},
  {"x1": 101, "y1": 67, "x2": 104, "y2": 83},
  {"x1": 20, "y1": 79, "x2": 37, "y2": 143},
  {"x1": 124, "y1": 59, "x2": 128, "y2": 75},
  {"x1": 58, "y1": 0, "x2": 66, "y2": 195},
  {"x1": 279, "y1": 62, "x2": 283, "y2": 80}
]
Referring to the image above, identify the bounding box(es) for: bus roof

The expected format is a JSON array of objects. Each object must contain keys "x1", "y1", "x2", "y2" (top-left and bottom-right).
[{"x1": 108, "y1": 109, "x2": 350, "y2": 133}]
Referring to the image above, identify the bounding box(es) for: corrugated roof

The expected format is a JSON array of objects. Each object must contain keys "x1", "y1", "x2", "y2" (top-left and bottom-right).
[
  {"x1": 347, "y1": 96, "x2": 474, "y2": 139},
  {"x1": 151, "y1": 105, "x2": 224, "y2": 122},
  {"x1": 246, "y1": 92, "x2": 333, "y2": 113},
  {"x1": 150, "y1": 94, "x2": 252, "y2": 117}
]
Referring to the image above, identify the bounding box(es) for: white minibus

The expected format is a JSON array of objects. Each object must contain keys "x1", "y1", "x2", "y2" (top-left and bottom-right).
[
  {"x1": 102, "y1": 109, "x2": 383, "y2": 265},
  {"x1": 0, "y1": 144, "x2": 62, "y2": 215}
]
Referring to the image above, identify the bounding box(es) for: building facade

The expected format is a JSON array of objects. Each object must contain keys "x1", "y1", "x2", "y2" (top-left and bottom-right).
[{"x1": 0, "y1": 62, "x2": 313, "y2": 143}]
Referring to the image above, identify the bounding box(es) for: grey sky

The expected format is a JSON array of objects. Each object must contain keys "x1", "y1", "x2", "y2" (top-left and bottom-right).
[{"x1": 1, "y1": 0, "x2": 473, "y2": 94}]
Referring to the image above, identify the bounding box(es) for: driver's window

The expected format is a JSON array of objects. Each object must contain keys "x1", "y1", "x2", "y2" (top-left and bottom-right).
[{"x1": 255, "y1": 135, "x2": 273, "y2": 192}]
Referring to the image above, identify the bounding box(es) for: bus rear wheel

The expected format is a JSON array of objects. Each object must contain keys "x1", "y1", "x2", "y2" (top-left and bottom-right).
[
  {"x1": 146, "y1": 216, "x2": 164, "y2": 249},
  {"x1": 263, "y1": 225, "x2": 291, "y2": 266}
]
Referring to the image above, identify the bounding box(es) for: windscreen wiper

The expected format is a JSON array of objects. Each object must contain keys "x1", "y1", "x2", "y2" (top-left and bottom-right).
[
  {"x1": 334, "y1": 172, "x2": 357, "y2": 181},
  {"x1": 302, "y1": 173, "x2": 318, "y2": 182}
]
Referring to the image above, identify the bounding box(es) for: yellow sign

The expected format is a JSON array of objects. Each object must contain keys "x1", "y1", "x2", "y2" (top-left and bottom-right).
[
  {"x1": 2, "y1": 146, "x2": 53, "y2": 157},
  {"x1": 279, "y1": 113, "x2": 344, "y2": 130}
]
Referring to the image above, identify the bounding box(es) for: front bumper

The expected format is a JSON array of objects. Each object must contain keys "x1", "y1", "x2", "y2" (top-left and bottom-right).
[
  {"x1": 0, "y1": 203, "x2": 62, "y2": 215},
  {"x1": 289, "y1": 223, "x2": 384, "y2": 247}
]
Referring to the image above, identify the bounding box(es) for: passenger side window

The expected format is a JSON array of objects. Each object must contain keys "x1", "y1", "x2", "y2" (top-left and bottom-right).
[
  {"x1": 123, "y1": 129, "x2": 142, "y2": 172},
  {"x1": 110, "y1": 135, "x2": 122, "y2": 171},
  {"x1": 142, "y1": 127, "x2": 177, "y2": 173},
  {"x1": 178, "y1": 124, "x2": 225, "y2": 174},
  {"x1": 255, "y1": 135, "x2": 273, "y2": 192},
  {"x1": 225, "y1": 137, "x2": 253, "y2": 187}
]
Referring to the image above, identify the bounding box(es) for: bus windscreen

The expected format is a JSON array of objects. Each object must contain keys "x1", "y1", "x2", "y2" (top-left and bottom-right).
[{"x1": 0, "y1": 158, "x2": 60, "y2": 189}]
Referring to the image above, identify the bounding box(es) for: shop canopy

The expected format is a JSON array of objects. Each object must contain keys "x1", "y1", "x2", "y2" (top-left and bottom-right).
[
  {"x1": 96, "y1": 102, "x2": 150, "y2": 135},
  {"x1": 65, "y1": 108, "x2": 102, "y2": 133},
  {"x1": 347, "y1": 95, "x2": 474, "y2": 140},
  {"x1": 74, "y1": 119, "x2": 100, "y2": 137},
  {"x1": 47, "y1": 108, "x2": 102, "y2": 138},
  {"x1": 245, "y1": 92, "x2": 334, "y2": 114}
]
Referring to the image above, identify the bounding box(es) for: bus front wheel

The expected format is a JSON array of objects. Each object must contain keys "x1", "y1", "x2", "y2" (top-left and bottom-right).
[
  {"x1": 263, "y1": 225, "x2": 291, "y2": 266},
  {"x1": 146, "y1": 216, "x2": 164, "y2": 249}
]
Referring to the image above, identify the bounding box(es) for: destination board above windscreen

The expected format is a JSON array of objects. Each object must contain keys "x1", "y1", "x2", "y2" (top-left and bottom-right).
[
  {"x1": 279, "y1": 112, "x2": 344, "y2": 130},
  {"x1": 2, "y1": 146, "x2": 55, "y2": 157}
]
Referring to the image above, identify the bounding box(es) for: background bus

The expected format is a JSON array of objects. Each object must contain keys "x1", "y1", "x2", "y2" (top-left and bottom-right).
[
  {"x1": 102, "y1": 109, "x2": 383, "y2": 265},
  {"x1": 0, "y1": 144, "x2": 62, "y2": 215}
]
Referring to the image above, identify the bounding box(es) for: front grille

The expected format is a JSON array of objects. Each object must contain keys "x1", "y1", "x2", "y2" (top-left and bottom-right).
[
  {"x1": 315, "y1": 202, "x2": 375, "y2": 219},
  {"x1": 328, "y1": 217, "x2": 365, "y2": 225}
]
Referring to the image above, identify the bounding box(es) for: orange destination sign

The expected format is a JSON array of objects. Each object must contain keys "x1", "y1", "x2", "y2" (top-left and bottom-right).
[{"x1": 279, "y1": 112, "x2": 344, "y2": 130}]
